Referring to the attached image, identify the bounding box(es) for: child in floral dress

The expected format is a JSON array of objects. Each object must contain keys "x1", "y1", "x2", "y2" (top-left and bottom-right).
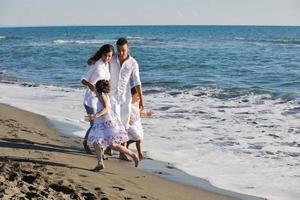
[{"x1": 86, "y1": 80, "x2": 139, "y2": 171}]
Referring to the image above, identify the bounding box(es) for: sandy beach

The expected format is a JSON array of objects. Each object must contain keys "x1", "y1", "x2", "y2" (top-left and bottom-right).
[
  {"x1": 1, "y1": 24, "x2": 299, "y2": 200},
  {"x1": 0, "y1": 103, "x2": 240, "y2": 200}
]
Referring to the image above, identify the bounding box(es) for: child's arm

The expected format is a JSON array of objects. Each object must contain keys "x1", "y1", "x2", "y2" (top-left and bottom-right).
[
  {"x1": 85, "y1": 94, "x2": 110, "y2": 121},
  {"x1": 140, "y1": 110, "x2": 154, "y2": 118}
]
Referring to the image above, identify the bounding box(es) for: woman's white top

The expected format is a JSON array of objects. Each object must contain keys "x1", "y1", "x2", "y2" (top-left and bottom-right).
[{"x1": 81, "y1": 59, "x2": 110, "y2": 108}]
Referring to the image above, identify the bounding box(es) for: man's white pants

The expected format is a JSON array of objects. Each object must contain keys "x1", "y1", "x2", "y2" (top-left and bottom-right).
[{"x1": 110, "y1": 97, "x2": 131, "y2": 130}]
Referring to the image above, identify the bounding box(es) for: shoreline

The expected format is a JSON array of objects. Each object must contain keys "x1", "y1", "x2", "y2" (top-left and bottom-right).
[
  {"x1": 49, "y1": 118, "x2": 264, "y2": 200},
  {"x1": 139, "y1": 159, "x2": 265, "y2": 200},
  {"x1": 45, "y1": 105, "x2": 265, "y2": 200},
  {"x1": 0, "y1": 103, "x2": 264, "y2": 200}
]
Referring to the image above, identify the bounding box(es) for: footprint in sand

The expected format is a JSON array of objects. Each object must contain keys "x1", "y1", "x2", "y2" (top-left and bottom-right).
[
  {"x1": 8, "y1": 171, "x2": 18, "y2": 181},
  {"x1": 153, "y1": 171, "x2": 171, "y2": 175},
  {"x1": 22, "y1": 175, "x2": 37, "y2": 184},
  {"x1": 26, "y1": 191, "x2": 42, "y2": 199},
  {"x1": 1, "y1": 161, "x2": 103, "y2": 199},
  {"x1": 94, "y1": 187, "x2": 107, "y2": 197},
  {"x1": 20, "y1": 169, "x2": 33, "y2": 174},
  {"x1": 80, "y1": 192, "x2": 97, "y2": 199},
  {"x1": 49, "y1": 183, "x2": 75, "y2": 194},
  {"x1": 79, "y1": 186, "x2": 88, "y2": 191},
  {"x1": 112, "y1": 186, "x2": 125, "y2": 191},
  {"x1": 21, "y1": 128, "x2": 33, "y2": 133},
  {"x1": 67, "y1": 178, "x2": 75, "y2": 184},
  {"x1": 33, "y1": 164, "x2": 46, "y2": 169}
]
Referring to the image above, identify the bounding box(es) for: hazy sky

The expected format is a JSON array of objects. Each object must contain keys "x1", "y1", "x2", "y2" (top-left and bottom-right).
[{"x1": 1, "y1": 0, "x2": 300, "y2": 27}]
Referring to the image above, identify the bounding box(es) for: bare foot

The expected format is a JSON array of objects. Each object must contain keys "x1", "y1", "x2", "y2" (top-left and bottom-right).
[
  {"x1": 132, "y1": 154, "x2": 140, "y2": 167},
  {"x1": 92, "y1": 164, "x2": 104, "y2": 172}
]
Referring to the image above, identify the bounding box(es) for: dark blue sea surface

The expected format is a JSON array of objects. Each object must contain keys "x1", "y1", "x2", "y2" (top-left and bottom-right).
[{"x1": 0, "y1": 26, "x2": 299, "y2": 100}]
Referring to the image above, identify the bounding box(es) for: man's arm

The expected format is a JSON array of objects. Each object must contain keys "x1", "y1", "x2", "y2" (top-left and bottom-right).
[{"x1": 134, "y1": 85, "x2": 144, "y2": 111}]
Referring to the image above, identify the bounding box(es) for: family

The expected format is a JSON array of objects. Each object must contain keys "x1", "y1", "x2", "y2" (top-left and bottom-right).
[{"x1": 81, "y1": 38, "x2": 152, "y2": 171}]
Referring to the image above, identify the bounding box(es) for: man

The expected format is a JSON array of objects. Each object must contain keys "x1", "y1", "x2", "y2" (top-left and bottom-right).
[
  {"x1": 87, "y1": 38, "x2": 144, "y2": 157},
  {"x1": 109, "y1": 38, "x2": 144, "y2": 129}
]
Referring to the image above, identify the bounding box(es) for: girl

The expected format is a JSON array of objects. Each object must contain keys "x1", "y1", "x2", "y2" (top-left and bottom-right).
[
  {"x1": 127, "y1": 87, "x2": 154, "y2": 160},
  {"x1": 86, "y1": 80, "x2": 139, "y2": 171},
  {"x1": 81, "y1": 44, "x2": 114, "y2": 153}
]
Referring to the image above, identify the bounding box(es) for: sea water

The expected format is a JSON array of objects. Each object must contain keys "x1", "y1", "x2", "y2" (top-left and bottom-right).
[{"x1": 0, "y1": 26, "x2": 299, "y2": 200}]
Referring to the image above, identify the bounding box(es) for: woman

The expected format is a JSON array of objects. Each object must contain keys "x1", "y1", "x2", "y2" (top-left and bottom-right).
[{"x1": 81, "y1": 44, "x2": 114, "y2": 153}]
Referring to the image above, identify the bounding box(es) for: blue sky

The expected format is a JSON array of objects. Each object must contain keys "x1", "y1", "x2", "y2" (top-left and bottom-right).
[{"x1": 1, "y1": 0, "x2": 300, "y2": 27}]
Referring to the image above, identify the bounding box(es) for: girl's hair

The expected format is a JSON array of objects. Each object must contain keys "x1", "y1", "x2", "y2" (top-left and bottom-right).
[
  {"x1": 95, "y1": 80, "x2": 110, "y2": 94},
  {"x1": 87, "y1": 44, "x2": 114, "y2": 64},
  {"x1": 131, "y1": 87, "x2": 137, "y2": 95}
]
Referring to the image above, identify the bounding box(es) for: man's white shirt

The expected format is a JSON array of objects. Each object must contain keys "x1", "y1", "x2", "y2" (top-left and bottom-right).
[{"x1": 109, "y1": 54, "x2": 141, "y2": 128}]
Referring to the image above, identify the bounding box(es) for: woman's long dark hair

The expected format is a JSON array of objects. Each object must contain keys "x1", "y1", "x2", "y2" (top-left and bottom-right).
[{"x1": 87, "y1": 44, "x2": 114, "y2": 65}]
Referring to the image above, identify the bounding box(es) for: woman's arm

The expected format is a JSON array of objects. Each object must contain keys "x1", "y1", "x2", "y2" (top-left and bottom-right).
[
  {"x1": 81, "y1": 65, "x2": 96, "y2": 91},
  {"x1": 81, "y1": 79, "x2": 95, "y2": 92}
]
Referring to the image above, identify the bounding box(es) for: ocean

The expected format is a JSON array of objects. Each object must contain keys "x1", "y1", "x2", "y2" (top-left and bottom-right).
[{"x1": 0, "y1": 25, "x2": 299, "y2": 200}]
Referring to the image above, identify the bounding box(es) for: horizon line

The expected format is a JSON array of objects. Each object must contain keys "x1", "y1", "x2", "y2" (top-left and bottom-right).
[{"x1": 1, "y1": 24, "x2": 300, "y2": 28}]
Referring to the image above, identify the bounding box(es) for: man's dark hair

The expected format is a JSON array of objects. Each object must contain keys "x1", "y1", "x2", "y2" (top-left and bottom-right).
[{"x1": 116, "y1": 37, "x2": 128, "y2": 46}]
